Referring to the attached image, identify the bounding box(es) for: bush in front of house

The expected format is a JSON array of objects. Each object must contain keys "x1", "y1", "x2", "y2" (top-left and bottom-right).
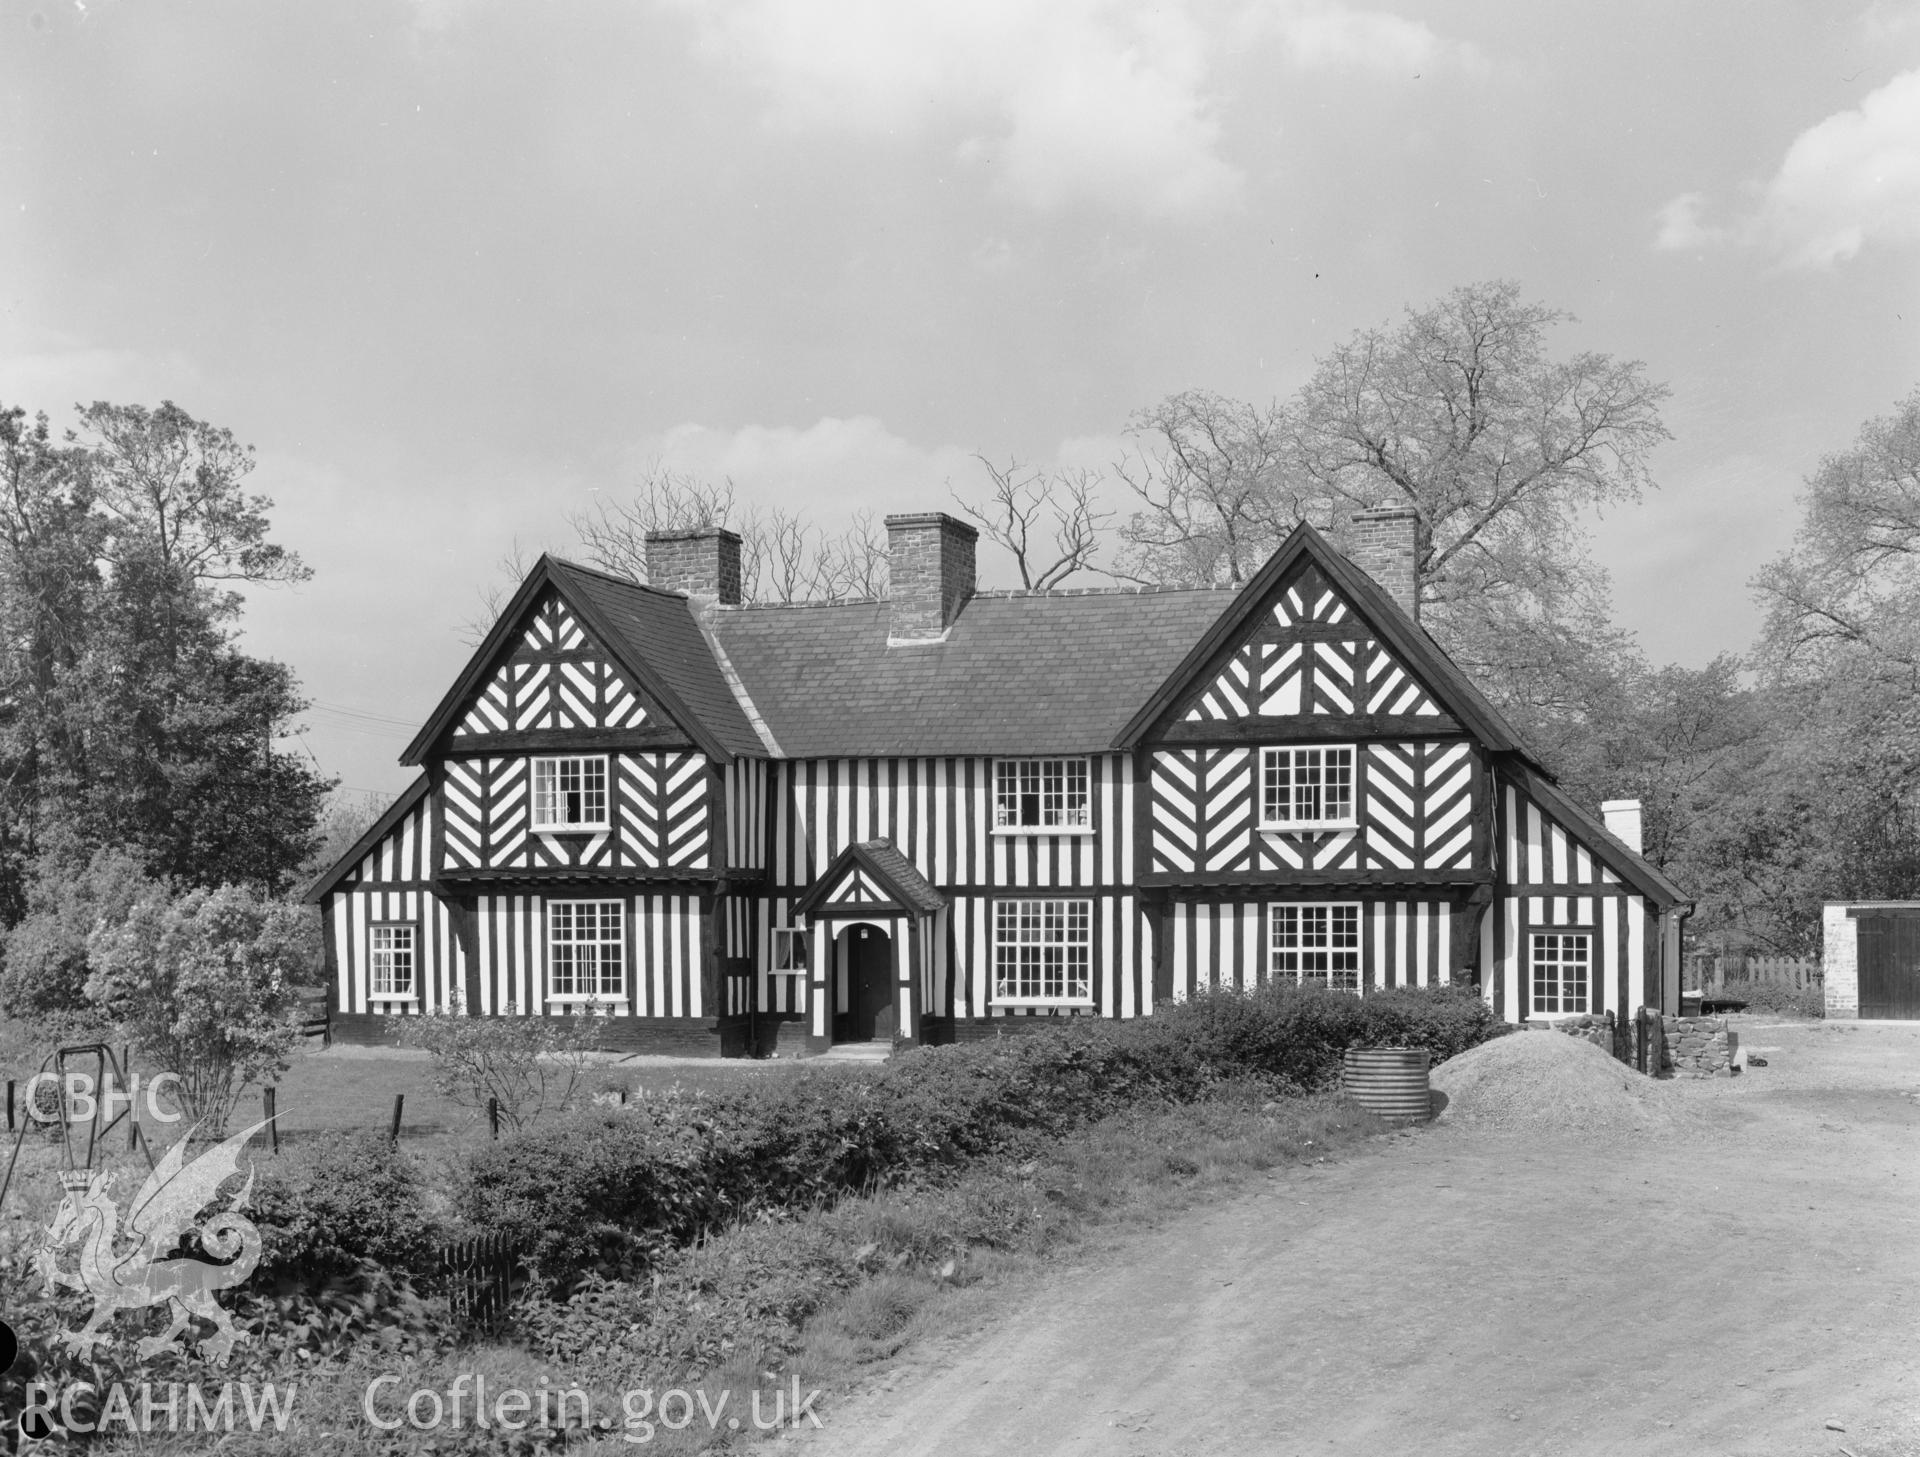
[
  {"x1": 459, "y1": 982, "x2": 1504, "y2": 1286},
  {"x1": 400, "y1": 1002, "x2": 605, "y2": 1131}
]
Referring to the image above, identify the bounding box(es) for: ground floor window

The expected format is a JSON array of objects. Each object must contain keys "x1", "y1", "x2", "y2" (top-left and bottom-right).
[
  {"x1": 1531, "y1": 931, "x2": 1590, "y2": 1015},
  {"x1": 772, "y1": 927, "x2": 809, "y2": 972},
  {"x1": 370, "y1": 923, "x2": 416, "y2": 998},
  {"x1": 549, "y1": 900, "x2": 625, "y2": 998},
  {"x1": 1270, "y1": 903, "x2": 1362, "y2": 992},
  {"x1": 993, "y1": 899, "x2": 1092, "y2": 1003}
]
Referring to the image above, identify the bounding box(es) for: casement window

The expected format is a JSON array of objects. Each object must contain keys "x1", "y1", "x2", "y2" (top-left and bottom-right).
[
  {"x1": 531, "y1": 755, "x2": 609, "y2": 831},
  {"x1": 1270, "y1": 903, "x2": 1362, "y2": 993},
  {"x1": 548, "y1": 900, "x2": 625, "y2": 1000},
  {"x1": 993, "y1": 758, "x2": 1092, "y2": 832},
  {"x1": 1260, "y1": 746, "x2": 1356, "y2": 830},
  {"x1": 1531, "y1": 931, "x2": 1591, "y2": 1016},
  {"x1": 370, "y1": 924, "x2": 417, "y2": 999},
  {"x1": 771, "y1": 928, "x2": 809, "y2": 974},
  {"x1": 993, "y1": 898, "x2": 1093, "y2": 1004}
]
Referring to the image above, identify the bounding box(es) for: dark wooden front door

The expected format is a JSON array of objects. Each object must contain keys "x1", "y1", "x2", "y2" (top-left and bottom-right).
[
  {"x1": 1858, "y1": 915, "x2": 1920, "y2": 1019},
  {"x1": 838, "y1": 926, "x2": 894, "y2": 1043}
]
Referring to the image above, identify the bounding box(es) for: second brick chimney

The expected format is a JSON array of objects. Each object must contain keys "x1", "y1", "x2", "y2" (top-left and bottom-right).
[
  {"x1": 885, "y1": 512, "x2": 977, "y2": 643},
  {"x1": 645, "y1": 526, "x2": 743, "y2": 606},
  {"x1": 1347, "y1": 507, "x2": 1422, "y2": 623}
]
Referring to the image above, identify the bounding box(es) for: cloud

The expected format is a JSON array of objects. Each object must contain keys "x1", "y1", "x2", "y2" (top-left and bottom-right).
[
  {"x1": 1253, "y1": 0, "x2": 1482, "y2": 75},
  {"x1": 1656, "y1": 67, "x2": 1920, "y2": 267},
  {"x1": 659, "y1": 0, "x2": 1477, "y2": 219}
]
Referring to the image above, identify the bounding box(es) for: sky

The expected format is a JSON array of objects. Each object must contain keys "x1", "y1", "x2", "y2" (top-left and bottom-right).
[{"x1": 5, "y1": 0, "x2": 1920, "y2": 800}]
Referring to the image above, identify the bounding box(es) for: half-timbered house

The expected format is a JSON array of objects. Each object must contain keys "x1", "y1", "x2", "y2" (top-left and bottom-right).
[{"x1": 307, "y1": 507, "x2": 1687, "y2": 1053}]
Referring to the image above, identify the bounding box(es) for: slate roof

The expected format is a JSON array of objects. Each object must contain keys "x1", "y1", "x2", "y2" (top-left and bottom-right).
[{"x1": 707, "y1": 589, "x2": 1236, "y2": 757}]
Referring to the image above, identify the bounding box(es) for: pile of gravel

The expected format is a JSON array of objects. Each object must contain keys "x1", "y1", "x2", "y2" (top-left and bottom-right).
[{"x1": 1430, "y1": 1030, "x2": 1688, "y2": 1137}]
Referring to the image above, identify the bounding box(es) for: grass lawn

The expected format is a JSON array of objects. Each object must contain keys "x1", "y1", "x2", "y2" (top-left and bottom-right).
[{"x1": 264, "y1": 1039, "x2": 818, "y2": 1152}]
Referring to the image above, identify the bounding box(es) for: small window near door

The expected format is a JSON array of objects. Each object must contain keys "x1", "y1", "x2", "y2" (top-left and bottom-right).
[
  {"x1": 771, "y1": 928, "x2": 808, "y2": 973},
  {"x1": 1531, "y1": 931, "x2": 1591, "y2": 1015}
]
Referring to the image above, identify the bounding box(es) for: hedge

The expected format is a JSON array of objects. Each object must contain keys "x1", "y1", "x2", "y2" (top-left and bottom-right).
[{"x1": 458, "y1": 980, "x2": 1505, "y2": 1284}]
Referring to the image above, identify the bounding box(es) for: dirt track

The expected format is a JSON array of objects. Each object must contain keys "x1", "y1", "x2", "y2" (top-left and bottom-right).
[{"x1": 804, "y1": 1020, "x2": 1920, "y2": 1457}]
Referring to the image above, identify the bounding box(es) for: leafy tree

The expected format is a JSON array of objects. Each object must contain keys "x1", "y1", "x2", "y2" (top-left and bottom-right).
[
  {"x1": 0, "y1": 846, "x2": 163, "y2": 1038},
  {"x1": 0, "y1": 399, "x2": 330, "y2": 911},
  {"x1": 86, "y1": 883, "x2": 318, "y2": 1136},
  {"x1": 1755, "y1": 386, "x2": 1920, "y2": 680}
]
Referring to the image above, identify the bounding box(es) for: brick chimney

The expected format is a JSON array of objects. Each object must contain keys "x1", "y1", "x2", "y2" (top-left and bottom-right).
[
  {"x1": 1601, "y1": 799, "x2": 1644, "y2": 855},
  {"x1": 1348, "y1": 507, "x2": 1421, "y2": 622},
  {"x1": 885, "y1": 512, "x2": 977, "y2": 643},
  {"x1": 645, "y1": 526, "x2": 743, "y2": 606}
]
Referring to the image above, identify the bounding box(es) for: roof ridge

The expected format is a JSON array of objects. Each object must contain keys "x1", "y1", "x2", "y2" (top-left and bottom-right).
[{"x1": 547, "y1": 556, "x2": 687, "y2": 600}]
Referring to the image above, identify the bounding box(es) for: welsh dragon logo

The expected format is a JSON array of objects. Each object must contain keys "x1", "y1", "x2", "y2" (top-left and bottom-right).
[{"x1": 36, "y1": 1120, "x2": 269, "y2": 1365}]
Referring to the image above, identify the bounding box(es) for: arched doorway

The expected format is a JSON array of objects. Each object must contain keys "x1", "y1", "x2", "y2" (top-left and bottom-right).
[{"x1": 834, "y1": 923, "x2": 894, "y2": 1044}]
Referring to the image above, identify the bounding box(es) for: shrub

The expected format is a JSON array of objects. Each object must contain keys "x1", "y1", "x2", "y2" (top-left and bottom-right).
[
  {"x1": 0, "y1": 846, "x2": 162, "y2": 1041},
  {"x1": 400, "y1": 1003, "x2": 603, "y2": 1130},
  {"x1": 249, "y1": 1131, "x2": 440, "y2": 1286},
  {"x1": 85, "y1": 884, "x2": 318, "y2": 1135}
]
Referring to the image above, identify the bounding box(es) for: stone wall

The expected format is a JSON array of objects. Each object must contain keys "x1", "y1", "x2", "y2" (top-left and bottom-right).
[
  {"x1": 1660, "y1": 1015, "x2": 1738, "y2": 1077},
  {"x1": 1524, "y1": 1011, "x2": 1740, "y2": 1077}
]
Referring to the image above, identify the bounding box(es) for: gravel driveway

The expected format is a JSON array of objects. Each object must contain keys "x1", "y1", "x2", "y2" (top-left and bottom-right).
[{"x1": 800, "y1": 1019, "x2": 1920, "y2": 1457}]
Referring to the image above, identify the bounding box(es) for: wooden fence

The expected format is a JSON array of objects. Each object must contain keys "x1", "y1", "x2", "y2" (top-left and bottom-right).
[
  {"x1": 1685, "y1": 954, "x2": 1821, "y2": 991},
  {"x1": 436, "y1": 1230, "x2": 522, "y2": 1334}
]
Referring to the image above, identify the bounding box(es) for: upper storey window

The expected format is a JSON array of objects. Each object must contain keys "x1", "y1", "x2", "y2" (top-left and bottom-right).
[
  {"x1": 994, "y1": 758, "x2": 1092, "y2": 833},
  {"x1": 1260, "y1": 746, "x2": 1355, "y2": 831},
  {"x1": 532, "y1": 755, "x2": 609, "y2": 831}
]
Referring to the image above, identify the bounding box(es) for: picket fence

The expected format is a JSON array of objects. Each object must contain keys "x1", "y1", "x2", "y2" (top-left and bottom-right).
[{"x1": 1685, "y1": 954, "x2": 1821, "y2": 991}]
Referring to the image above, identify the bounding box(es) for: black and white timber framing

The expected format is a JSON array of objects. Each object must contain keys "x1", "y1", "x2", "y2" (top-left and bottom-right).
[{"x1": 306, "y1": 510, "x2": 1688, "y2": 1053}]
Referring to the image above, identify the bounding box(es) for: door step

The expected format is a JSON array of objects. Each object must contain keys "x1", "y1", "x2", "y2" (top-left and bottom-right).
[{"x1": 814, "y1": 1043, "x2": 892, "y2": 1063}]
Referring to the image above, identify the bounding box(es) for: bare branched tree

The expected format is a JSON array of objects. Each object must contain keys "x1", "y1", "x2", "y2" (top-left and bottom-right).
[
  {"x1": 811, "y1": 510, "x2": 889, "y2": 600},
  {"x1": 956, "y1": 456, "x2": 1113, "y2": 589},
  {"x1": 461, "y1": 537, "x2": 546, "y2": 645},
  {"x1": 1110, "y1": 391, "x2": 1307, "y2": 587},
  {"x1": 569, "y1": 464, "x2": 738, "y2": 583}
]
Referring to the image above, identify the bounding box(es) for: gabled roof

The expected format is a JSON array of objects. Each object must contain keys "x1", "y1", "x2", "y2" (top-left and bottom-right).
[
  {"x1": 1506, "y1": 759, "x2": 1688, "y2": 910},
  {"x1": 302, "y1": 772, "x2": 430, "y2": 904},
  {"x1": 1113, "y1": 521, "x2": 1538, "y2": 766},
  {"x1": 401, "y1": 557, "x2": 762, "y2": 765},
  {"x1": 794, "y1": 839, "x2": 948, "y2": 919},
  {"x1": 708, "y1": 589, "x2": 1234, "y2": 757}
]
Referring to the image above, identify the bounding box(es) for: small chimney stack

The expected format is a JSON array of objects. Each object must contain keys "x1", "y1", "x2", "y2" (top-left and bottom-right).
[
  {"x1": 1601, "y1": 799, "x2": 1643, "y2": 855},
  {"x1": 1348, "y1": 507, "x2": 1421, "y2": 622},
  {"x1": 645, "y1": 526, "x2": 743, "y2": 606},
  {"x1": 885, "y1": 512, "x2": 977, "y2": 643}
]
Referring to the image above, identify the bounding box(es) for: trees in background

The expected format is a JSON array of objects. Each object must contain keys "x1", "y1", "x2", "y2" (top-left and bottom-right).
[{"x1": 0, "y1": 399, "x2": 328, "y2": 925}]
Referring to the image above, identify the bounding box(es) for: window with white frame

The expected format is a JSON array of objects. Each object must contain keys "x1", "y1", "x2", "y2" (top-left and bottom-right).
[
  {"x1": 370, "y1": 924, "x2": 417, "y2": 999},
  {"x1": 994, "y1": 758, "x2": 1092, "y2": 831},
  {"x1": 993, "y1": 899, "x2": 1092, "y2": 1003},
  {"x1": 1531, "y1": 931, "x2": 1591, "y2": 1016},
  {"x1": 1260, "y1": 746, "x2": 1356, "y2": 830},
  {"x1": 771, "y1": 928, "x2": 809, "y2": 973},
  {"x1": 531, "y1": 755, "x2": 609, "y2": 831},
  {"x1": 548, "y1": 900, "x2": 625, "y2": 999},
  {"x1": 1269, "y1": 903, "x2": 1362, "y2": 992}
]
